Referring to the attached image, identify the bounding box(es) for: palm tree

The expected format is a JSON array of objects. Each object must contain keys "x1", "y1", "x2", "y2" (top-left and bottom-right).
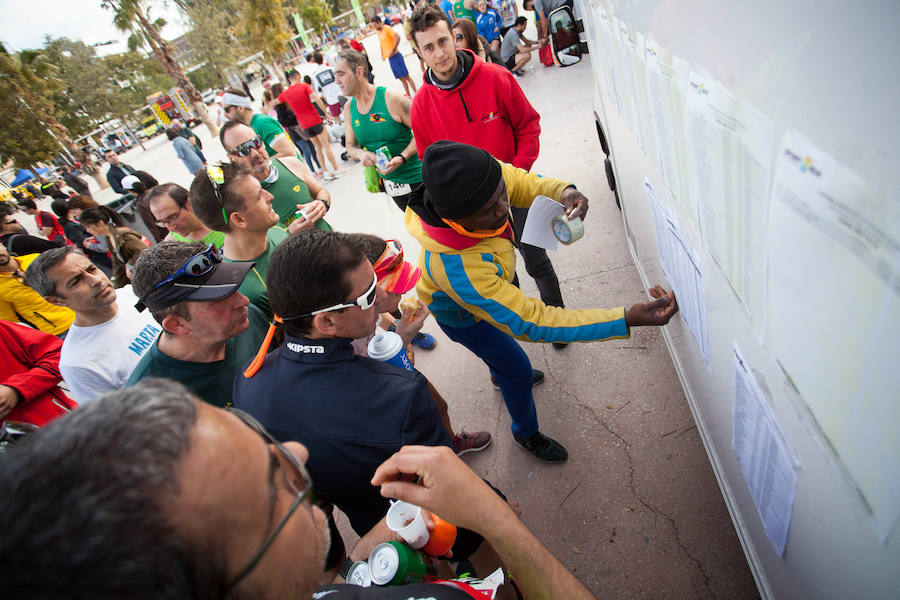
[{"x1": 102, "y1": 0, "x2": 219, "y2": 135}]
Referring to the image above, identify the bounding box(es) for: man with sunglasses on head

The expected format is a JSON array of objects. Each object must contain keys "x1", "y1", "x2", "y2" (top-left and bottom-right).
[
  {"x1": 189, "y1": 163, "x2": 299, "y2": 319},
  {"x1": 126, "y1": 241, "x2": 270, "y2": 408},
  {"x1": 220, "y1": 87, "x2": 298, "y2": 159},
  {"x1": 220, "y1": 120, "x2": 333, "y2": 231},
  {"x1": 0, "y1": 379, "x2": 597, "y2": 598}
]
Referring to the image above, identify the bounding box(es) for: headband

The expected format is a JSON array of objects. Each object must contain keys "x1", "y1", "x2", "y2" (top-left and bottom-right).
[{"x1": 222, "y1": 93, "x2": 252, "y2": 108}]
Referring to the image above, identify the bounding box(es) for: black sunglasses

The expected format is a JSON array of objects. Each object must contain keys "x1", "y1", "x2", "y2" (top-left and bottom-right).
[{"x1": 229, "y1": 136, "x2": 264, "y2": 158}]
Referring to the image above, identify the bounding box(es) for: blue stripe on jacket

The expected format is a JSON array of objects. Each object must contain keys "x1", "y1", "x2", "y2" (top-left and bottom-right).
[{"x1": 439, "y1": 253, "x2": 628, "y2": 343}]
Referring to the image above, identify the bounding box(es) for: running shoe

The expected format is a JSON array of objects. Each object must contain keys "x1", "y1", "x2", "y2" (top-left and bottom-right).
[
  {"x1": 453, "y1": 431, "x2": 492, "y2": 456},
  {"x1": 513, "y1": 431, "x2": 568, "y2": 462},
  {"x1": 411, "y1": 331, "x2": 436, "y2": 350}
]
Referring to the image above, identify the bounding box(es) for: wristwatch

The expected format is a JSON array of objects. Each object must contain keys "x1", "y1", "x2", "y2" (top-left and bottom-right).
[
  {"x1": 398, "y1": 153, "x2": 408, "y2": 163},
  {"x1": 338, "y1": 557, "x2": 355, "y2": 579},
  {"x1": 320, "y1": 197, "x2": 331, "y2": 211}
]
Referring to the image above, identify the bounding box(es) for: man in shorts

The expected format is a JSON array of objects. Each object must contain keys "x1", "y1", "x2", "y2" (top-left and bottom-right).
[
  {"x1": 500, "y1": 16, "x2": 543, "y2": 75},
  {"x1": 369, "y1": 15, "x2": 418, "y2": 97},
  {"x1": 279, "y1": 71, "x2": 345, "y2": 180}
]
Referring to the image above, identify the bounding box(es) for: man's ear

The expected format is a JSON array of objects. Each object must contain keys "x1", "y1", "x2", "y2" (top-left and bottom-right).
[
  {"x1": 312, "y1": 312, "x2": 339, "y2": 337},
  {"x1": 43, "y1": 294, "x2": 68, "y2": 309},
  {"x1": 229, "y1": 210, "x2": 247, "y2": 230},
  {"x1": 161, "y1": 313, "x2": 190, "y2": 336}
]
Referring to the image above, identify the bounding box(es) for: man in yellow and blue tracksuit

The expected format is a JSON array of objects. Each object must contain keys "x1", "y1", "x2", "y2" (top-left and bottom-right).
[{"x1": 406, "y1": 141, "x2": 679, "y2": 462}]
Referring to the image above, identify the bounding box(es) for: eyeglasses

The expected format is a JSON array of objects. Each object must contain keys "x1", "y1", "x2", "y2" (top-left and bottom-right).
[
  {"x1": 229, "y1": 136, "x2": 264, "y2": 158},
  {"x1": 154, "y1": 204, "x2": 184, "y2": 228},
  {"x1": 206, "y1": 165, "x2": 229, "y2": 225},
  {"x1": 287, "y1": 272, "x2": 379, "y2": 320},
  {"x1": 225, "y1": 408, "x2": 314, "y2": 592},
  {"x1": 147, "y1": 244, "x2": 221, "y2": 295},
  {"x1": 455, "y1": 33, "x2": 465, "y2": 41}
]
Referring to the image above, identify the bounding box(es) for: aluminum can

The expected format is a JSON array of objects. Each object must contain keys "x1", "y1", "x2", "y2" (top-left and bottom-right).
[
  {"x1": 367, "y1": 541, "x2": 432, "y2": 586},
  {"x1": 346, "y1": 561, "x2": 372, "y2": 587}
]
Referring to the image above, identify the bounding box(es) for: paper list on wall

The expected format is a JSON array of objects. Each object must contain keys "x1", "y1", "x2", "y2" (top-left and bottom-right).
[
  {"x1": 767, "y1": 131, "x2": 900, "y2": 543},
  {"x1": 645, "y1": 180, "x2": 711, "y2": 369},
  {"x1": 617, "y1": 25, "x2": 654, "y2": 158},
  {"x1": 644, "y1": 40, "x2": 694, "y2": 227},
  {"x1": 732, "y1": 344, "x2": 798, "y2": 557},
  {"x1": 685, "y1": 71, "x2": 773, "y2": 334},
  {"x1": 591, "y1": 6, "x2": 617, "y2": 107}
]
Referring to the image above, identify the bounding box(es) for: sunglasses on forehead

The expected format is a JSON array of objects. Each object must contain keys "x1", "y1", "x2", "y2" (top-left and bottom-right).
[{"x1": 229, "y1": 136, "x2": 264, "y2": 158}]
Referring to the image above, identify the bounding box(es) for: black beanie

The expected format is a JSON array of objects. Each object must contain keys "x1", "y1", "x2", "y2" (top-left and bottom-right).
[{"x1": 422, "y1": 140, "x2": 502, "y2": 220}]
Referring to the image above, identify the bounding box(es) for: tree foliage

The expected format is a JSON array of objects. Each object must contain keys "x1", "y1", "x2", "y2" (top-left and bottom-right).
[
  {"x1": 296, "y1": 0, "x2": 333, "y2": 36},
  {"x1": 0, "y1": 44, "x2": 66, "y2": 168},
  {"x1": 183, "y1": 0, "x2": 240, "y2": 80}
]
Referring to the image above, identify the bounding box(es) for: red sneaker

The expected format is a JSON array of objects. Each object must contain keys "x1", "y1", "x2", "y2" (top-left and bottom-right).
[{"x1": 453, "y1": 431, "x2": 492, "y2": 456}]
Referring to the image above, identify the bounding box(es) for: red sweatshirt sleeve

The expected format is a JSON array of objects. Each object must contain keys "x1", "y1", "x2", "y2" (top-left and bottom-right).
[
  {"x1": 0, "y1": 322, "x2": 64, "y2": 402},
  {"x1": 499, "y1": 71, "x2": 541, "y2": 170},
  {"x1": 411, "y1": 94, "x2": 436, "y2": 160}
]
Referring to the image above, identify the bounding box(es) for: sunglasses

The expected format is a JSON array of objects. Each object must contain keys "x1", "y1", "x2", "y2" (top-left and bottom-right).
[
  {"x1": 455, "y1": 33, "x2": 465, "y2": 41},
  {"x1": 289, "y1": 272, "x2": 379, "y2": 319},
  {"x1": 229, "y1": 136, "x2": 263, "y2": 158},
  {"x1": 147, "y1": 244, "x2": 222, "y2": 295},
  {"x1": 206, "y1": 165, "x2": 229, "y2": 225},
  {"x1": 373, "y1": 239, "x2": 403, "y2": 282}
]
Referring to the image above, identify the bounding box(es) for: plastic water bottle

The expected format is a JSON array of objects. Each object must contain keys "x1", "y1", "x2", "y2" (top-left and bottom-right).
[{"x1": 367, "y1": 331, "x2": 414, "y2": 371}]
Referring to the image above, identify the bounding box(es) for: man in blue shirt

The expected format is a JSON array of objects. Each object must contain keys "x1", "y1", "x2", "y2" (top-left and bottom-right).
[{"x1": 475, "y1": 0, "x2": 503, "y2": 51}]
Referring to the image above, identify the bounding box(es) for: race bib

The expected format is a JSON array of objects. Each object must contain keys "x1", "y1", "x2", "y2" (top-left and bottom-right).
[{"x1": 384, "y1": 179, "x2": 412, "y2": 197}]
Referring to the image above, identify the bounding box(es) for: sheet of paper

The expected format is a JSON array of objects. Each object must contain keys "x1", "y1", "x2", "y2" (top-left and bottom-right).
[
  {"x1": 618, "y1": 26, "x2": 654, "y2": 157},
  {"x1": 644, "y1": 40, "x2": 694, "y2": 227},
  {"x1": 520, "y1": 195, "x2": 566, "y2": 251},
  {"x1": 597, "y1": 10, "x2": 623, "y2": 115},
  {"x1": 767, "y1": 130, "x2": 900, "y2": 542},
  {"x1": 685, "y1": 70, "x2": 774, "y2": 334},
  {"x1": 732, "y1": 344, "x2": 798, "y2": 557},
  {"x1": 645, "y1": 180, "x2": 711, "y2": 369}
]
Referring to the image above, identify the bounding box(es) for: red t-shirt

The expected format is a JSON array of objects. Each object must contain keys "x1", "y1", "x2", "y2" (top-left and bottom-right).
[
  {"x1": 278, "y1": 83, "x2": 322, "y2": 129},
  {"x1": 37, "y1": 211, "x2": 66, "y2": 243}
]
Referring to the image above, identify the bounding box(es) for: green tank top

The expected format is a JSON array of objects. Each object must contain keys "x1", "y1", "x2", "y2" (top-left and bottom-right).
[
  {"x1": 171, "y1": 229, "x2": 225, "y2": 248},
  {"x1": 262, "y1": 159, "x2": 332, "y2": 231},
  {"x1": 349, "y1": 87, "x2": 423, "y2": 185},
  {"x1": 453, "y1": 0, "x2": 476, "y2": 22}
]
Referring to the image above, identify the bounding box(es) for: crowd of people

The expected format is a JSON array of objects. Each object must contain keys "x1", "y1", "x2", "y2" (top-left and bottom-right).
[{"x1": 1, "y1": 3, "x2": 678, "y2": 597}]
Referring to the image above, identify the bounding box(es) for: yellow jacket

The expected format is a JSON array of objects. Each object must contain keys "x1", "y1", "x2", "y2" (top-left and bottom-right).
[
  {"x1": 406, "y1": 162, "x2": 629, "y2": 343},
  {"x1": 0, "y1": 254, "x2": 75, "y2": 335}
]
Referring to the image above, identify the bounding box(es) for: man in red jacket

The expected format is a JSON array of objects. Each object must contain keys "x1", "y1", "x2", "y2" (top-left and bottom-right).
[
  {"x1": 0, "y1": 320, "x2": 76, "y2": 428},
  {"x1": 408, "y1": 4, "x2": 567, "y2": 344}
]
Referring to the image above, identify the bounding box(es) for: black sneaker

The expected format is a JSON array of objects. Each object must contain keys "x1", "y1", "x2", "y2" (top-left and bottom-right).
[
  {"x1": 513, "y1": 431, "x2": 568, "y2": 462},
  {"x1": 490, "y1": 369, "x2": 544, "y2": 388},
  {"x1": 552, "y1": 342, "x2": 568, "y2": 350}
]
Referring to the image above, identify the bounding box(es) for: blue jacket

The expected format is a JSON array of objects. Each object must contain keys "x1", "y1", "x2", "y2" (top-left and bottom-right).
[
  {"x1": 172, "y1": 136, "x2": 204, "y2": 174},
  {"x1": 476, "y1": 8, "x2": 503, "y2": 42},
  {"x1": 233, "y1": 334, "x2": 452, "y2": 534}
]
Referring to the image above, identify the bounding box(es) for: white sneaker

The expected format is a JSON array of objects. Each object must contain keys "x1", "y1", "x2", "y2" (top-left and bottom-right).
[{"x1": 322, "y1": 171, "x2": 337, "y2": 181}]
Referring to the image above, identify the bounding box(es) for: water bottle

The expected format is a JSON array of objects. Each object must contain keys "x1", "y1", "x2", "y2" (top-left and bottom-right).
[{"x1": 367, "y1": 331, "x2": 414, "y2": 371}]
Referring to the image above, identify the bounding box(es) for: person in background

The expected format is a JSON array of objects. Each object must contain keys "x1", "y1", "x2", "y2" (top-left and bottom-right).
[
  {"x1": 270, "y1": 81, "x2": 322, "y2": 174},
  {"x1": 523, "y1": 0, "x2": 571, "y2": 40},
  {"x1": 493, "y1": 0, "x2": 518, "y2": 37},
  {"x1": 221, "y1": 87, "x2": 298, "y2": 159},
  {"x1": 120, "y1": 174, "x2": 168, "y2": 243},
  {"x1": 167, "y1": 128, "x2": 204, "y2": 176},
  {"x1": 310, "y1": 51, "x2": 344, "y2": 120},
  {"x1": 104, "y1": 149, "x2": 137, "y2": 195},
  {"x1": 343, "y1": 37, "x2": 375, "y2": 83},
  {"x1": 279, "y1": 71, "x2": 345, "y2": 180},
  {"x1": 171, "y1": 120, "x2": 206, "y2": 163},
  {"x1": 59, "y1": 165, "x2": 92, "y2": 199},
  {"x1": 146, "y1": 183, "x2": 225, "y2": 248},
  {"x1": 500, "y1": 16, "x2": 544, "y2": 75},
  {"x1": 0, "y1": 244, "x2": 74, "y2": 336},
  {"x1": 0, "y1": 320, "x2": 75, "y2": 428},
  {"x1": 369, "y1": 15, "x2": 418, "y2": 97},
  {"x1": 0, "y1": 205, "x2": 62, "y2": 255},
  {"x1": 16, "y1": 199, "x2": 66, "y2": 246},
  {"x1": 24, "y1": 247, "x2": 161, "y2": 405},
  {"x1": 66, "y1": 195, "x2": 101, "y2": 220},
  {"x1": 50, "y1": 198, "x2": 113, "y2": 275},
  {"x1": 453, "y1": 17, "x2": 491, "y2": 62},
  {"x1": 475, "y1": 0, "x2": 503, "y2": 53},
  {"x1": 78, "y1": 206, "x2": 147, "y2": 289}
]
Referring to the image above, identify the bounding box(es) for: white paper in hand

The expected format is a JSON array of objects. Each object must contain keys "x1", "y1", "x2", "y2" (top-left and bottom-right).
[{"x1": 521, "y1": 195, "x2": 567, "y2": 250}]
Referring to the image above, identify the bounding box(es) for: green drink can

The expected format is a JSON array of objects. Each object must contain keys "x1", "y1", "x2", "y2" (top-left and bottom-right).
[{"x1": 367, "y1": 541, "x2": 433, "y2": 586}]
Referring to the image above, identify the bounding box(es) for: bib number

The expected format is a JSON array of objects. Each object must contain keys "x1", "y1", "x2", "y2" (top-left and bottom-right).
[{"x1": 384, "y1": 180, "x2": 412, "y2": 197}]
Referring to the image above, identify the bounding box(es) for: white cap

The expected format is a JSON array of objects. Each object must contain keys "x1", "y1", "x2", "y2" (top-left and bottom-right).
[{"x1": 121, "y1": 175, "x2": 140, "y2": 191}]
